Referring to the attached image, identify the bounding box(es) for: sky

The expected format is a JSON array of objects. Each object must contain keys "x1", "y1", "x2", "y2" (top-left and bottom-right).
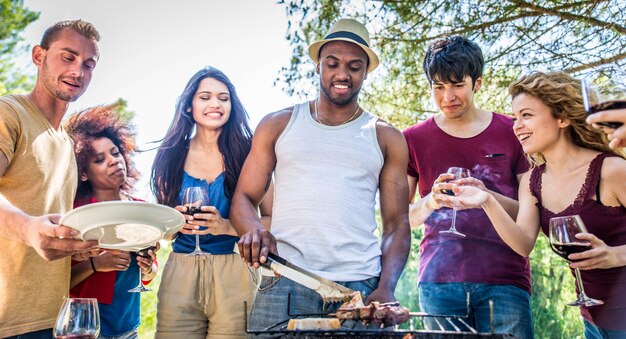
[{"x1": 18, "y1": 0, "x2": 299, "y2": 200}]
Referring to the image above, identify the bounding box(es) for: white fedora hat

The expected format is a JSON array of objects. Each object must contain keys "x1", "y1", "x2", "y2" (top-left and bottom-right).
[{"x1": 308, "y1": 18, "x2": 380, "y2": 73}]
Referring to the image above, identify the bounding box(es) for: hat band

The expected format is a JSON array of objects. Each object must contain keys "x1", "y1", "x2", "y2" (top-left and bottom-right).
[{"x1": 324, "y1": 31, "x2": 369, "y2": 47}]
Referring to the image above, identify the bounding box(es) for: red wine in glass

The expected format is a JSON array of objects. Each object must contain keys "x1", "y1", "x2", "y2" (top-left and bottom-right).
[
  {"x1": 549, "y1": 215, "x2": 603, "y2": 307},
  {"x1": 128, "y1": 245, "x2": 157, "y2": 293},
  {"x1": 136, "y1": 245, "x2": 158, "y2": 258},
  {"x1": 184, "y1": 206, "x2": 202, "y2": 215},
  {"x1": 550, "y1": 242, "x2": 592, "y2": 262},
  {"x1": 582, "y1": 66, "x2": 626, "y2": 129},
  {"x1": 441, "y1": 189, "x2": 455, "y2": 196},
  {"x1": 587, "y1": 100, "x2": 626, "y2": 129},
  {"x1": 183, "y1": 186, "x2": 210, "y2": 256}
]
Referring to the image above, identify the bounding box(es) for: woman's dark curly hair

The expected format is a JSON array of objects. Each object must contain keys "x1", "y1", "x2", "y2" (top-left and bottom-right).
[{"x1": 65, "y1": 104, "x2": 140, "y2": 199}]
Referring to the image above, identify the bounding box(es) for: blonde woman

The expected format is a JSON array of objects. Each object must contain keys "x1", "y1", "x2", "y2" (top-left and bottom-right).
[{"x1": 450, "y1": 72, "x2": 626, "y2": 338}]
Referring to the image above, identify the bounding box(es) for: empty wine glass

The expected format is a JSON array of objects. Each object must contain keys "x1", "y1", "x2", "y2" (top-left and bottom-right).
[
  {"x1": 581, "y1": 65, "x2": 626, "y2": 129},
  {"x1": 53, "y1": 298, "x2": 100, "y2": 339},
  {"x1": 128, "y1": 244, "x2": 157, "y2": 293},
  {"x1": 549, "y1": 215, "x2": 603, "y2": 307},
  {"x1": 439, "y1": 167, "x2": 471, "y2": 237},
  {"x1": 183, "y1": 186, "x2": 210, "y2": 256}
]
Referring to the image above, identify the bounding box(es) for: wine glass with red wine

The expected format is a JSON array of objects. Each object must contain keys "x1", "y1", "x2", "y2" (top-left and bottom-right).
[
  {"x1": 183, "y1": 186, "x2": 210, "y2": 256},
  {"x1": 582, "y1": 65, "x2": 626, "y2": 129},
  {"x1": 549, "y1": 215, "x2": 603, "y2": 307},
  {"x1": 53, "y1": 298, "x2": 100, "y2": 339},
  {"x1": 440, "y1": 167, "x2": 471, "y2": 237},
  {"x1": 128, "y1": 244, "x2": 158, "y2": 293}
]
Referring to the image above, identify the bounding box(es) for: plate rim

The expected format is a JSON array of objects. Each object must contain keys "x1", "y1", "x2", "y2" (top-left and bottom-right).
[{"x1": 59, "y1": 200, "x2": 184, "y2": 250}]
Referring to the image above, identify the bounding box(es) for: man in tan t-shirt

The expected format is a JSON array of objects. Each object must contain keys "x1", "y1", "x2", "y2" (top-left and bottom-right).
[{"x1": 0, "y1": 20, "x2": 101, "y2": 338}]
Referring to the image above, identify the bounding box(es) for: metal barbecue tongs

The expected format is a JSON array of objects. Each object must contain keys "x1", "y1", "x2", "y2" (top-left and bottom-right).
[{"x1": 261, "y1": 252, "x2": 354, "y2": 303}]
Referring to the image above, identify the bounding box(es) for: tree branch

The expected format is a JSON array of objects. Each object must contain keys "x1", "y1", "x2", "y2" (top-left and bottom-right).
[
  {"x1": 510, "y1": 0, "x2": 626, "y2": 34},
  {"x1": 565, "y1": 52, "x2": 626, "y2": 73}
]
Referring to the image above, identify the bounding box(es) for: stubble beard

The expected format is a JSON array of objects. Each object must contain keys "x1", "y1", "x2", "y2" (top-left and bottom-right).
[
  {"x1": 41, "y1": 58, "x2": 83, "y2": 102},
  {"x1": 320, "y1": 85, "x2": 360, "y2": 106}
]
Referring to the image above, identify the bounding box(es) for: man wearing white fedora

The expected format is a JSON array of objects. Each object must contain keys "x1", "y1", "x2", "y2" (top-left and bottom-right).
[{"x1": 232, "y1": 18, "x2": 411, "y2": 332}]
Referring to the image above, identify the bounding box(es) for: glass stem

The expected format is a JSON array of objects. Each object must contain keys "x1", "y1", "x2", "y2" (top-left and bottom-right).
[
  {"x1": 573, "y1": 267, "x2": 588, "y2": 296},
  {"x1": 195, "y1": 234, "x2": 201, "y2": 251},
  {"x1": 450, "y1": 209, "x2": 458, "y2": 231},
  {"x1": 138, "y1": 265, "x2": 142, "y2": 287}
]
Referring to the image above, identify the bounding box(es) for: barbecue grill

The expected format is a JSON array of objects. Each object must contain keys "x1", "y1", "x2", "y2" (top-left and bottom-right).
[{"x1": 244, "y1": 295, "x2": 517, "y2": 338}]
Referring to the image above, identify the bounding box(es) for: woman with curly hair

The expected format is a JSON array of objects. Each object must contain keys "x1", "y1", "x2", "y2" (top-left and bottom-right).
[
  {"x1": 151, "y1": 66, "x2": 272, "y2": 338},
  {"x1": 450, "y1": 71, "x2": 626, "y2": 338},
  {"x1": 65, "y1": 104, "x2": 158, "y2": 339}
]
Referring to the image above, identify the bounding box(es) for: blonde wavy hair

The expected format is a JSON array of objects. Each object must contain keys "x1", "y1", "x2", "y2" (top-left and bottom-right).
[{"x1": 509, "y1": 71, "x2": 625, "y2": 167}]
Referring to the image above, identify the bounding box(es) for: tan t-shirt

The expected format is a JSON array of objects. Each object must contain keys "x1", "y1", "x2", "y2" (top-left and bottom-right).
[{"x1": 0, "y1": 95, "x2": 77, "y2": 337}]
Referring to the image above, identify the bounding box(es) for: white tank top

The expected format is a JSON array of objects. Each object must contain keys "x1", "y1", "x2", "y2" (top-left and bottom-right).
[{"x1": 272, "y1": 102, "x2": 384, "y2": 281}]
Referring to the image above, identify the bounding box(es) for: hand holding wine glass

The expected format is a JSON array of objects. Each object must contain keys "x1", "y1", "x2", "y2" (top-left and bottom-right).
[
  {"x1": 582, "y1": 65, "x2": 626, "y2": 129},
  {"x1": 128, "y1": 244, "x2": 158, "y2": 293},
  {"x1": 549, "y1": 215, "x2": 603, "y2": 307},
  {"x1": 568, "y1": 232, "x2": 624, "y2": 270},
  {"x1": 439, "y1": 167, "x2": 471, "y2": 237},
  {"x1": 586, "y1": 108, "x2": 626, "y2": 149},
  {"x1": 53, "y1": 298, "x2": 100, "y2": 339},
  {"x1": 182, "y1": 186, "x2": 210, "y2": 256},
  {"x1": 136, "y1": 241, "x2": 159, "y2": 274}
]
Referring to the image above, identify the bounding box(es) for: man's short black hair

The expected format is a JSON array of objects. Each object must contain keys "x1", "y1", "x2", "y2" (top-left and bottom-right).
[{"x1": 423, "y1": 36, "x2": 484, "y2": 86}]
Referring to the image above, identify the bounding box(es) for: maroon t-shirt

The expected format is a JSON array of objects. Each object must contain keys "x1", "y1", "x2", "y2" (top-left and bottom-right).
[
  {"x1": 403, "y1": 113, "x2": 531, "y2": 292},
  {"x1": 532, "y1": 152, "x2": 626, "y2": 331}
]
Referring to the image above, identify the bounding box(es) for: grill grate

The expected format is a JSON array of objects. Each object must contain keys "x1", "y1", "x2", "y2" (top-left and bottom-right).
[{"x1": 244, "y1": 294, "x2": 517, "y2": 338}]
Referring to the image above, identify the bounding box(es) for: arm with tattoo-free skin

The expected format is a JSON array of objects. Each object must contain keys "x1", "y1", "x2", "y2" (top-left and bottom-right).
[
  {"x1": 70, "y1": 245, "x2": 160, "y2": 289},
  {"x1": 456, "y1": 174, "x2": 523, "y2": 220},
  {"x1": 365, "y1": 122, "x2": 411, "y2": 308},
  {"x1": 177, "y1": 182, "x2": 274, "y2": 237},
  {"x1": 231, "y1": 109, "x2": 291, "y2": 267},
  {"x1": 569, "y1": 156, "x2": 626, "y2": 270},
  {"x1": 449, "y1": 172, "x2": 541, "y2": 256},
  {"x1": 0, "y1": 154, "x2": 98, "y2": 261},
  {"x1": 408, "y1": 174, "x2": 458, "y2": 228},
  {"x1": 408, "y1": 172, "x2": 523, "y2": 229}
]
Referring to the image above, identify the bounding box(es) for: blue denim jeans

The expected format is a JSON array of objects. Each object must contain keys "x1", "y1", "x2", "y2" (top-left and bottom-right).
[
  {"x1": 585, "y1": 320, "x2": 626, "y2": 339},
  {"x1": 99, "y1": 329, "x2": 138, "y2": 339},
  {"x1": 5, "y1": 329, "x2": 53, "y2": 339},
  {"x1": 247, "y1": 275, "x2": 379, "y2": 337},
  {"x1": 419, "y1": 282, "x2": 533, "y2": 339}
]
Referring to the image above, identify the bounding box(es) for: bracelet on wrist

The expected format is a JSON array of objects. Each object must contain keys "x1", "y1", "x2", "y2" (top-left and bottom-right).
[{"x1": 89, "y1": 257, "x2": 97, "y2": 273}]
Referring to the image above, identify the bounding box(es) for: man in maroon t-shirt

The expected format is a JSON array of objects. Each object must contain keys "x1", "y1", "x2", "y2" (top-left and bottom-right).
[{"x1": 403, "y1": 36, "x2": 532, "y2": 339}]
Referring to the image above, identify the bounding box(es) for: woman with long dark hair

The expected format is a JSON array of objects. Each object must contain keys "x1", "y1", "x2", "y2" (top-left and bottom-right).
[{"x1": 151, "y1": 67, "x2": 272, "y2": 338}]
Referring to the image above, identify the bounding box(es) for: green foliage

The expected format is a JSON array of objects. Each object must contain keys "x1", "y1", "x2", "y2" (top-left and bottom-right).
[
  {"x1": 529, "y1": 236, "x2": 584, "y2": 338},
  {"x1": 278, "y1": 0, "x2": 626, "y2": 119},
  {"x1": 0, "y1": 0, "x2": 39, "y2": 95},
  {"x1": 111, "y1": 98, "x2": 136, "y2": 122},
  {"x1": 138, "y1": 241, "x2": 171, "y2": 338}
]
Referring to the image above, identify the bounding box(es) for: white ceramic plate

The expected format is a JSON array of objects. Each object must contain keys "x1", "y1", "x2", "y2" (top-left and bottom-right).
[{"x1": 59, "y1": 201, "x2": 184, "y2": 251}]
